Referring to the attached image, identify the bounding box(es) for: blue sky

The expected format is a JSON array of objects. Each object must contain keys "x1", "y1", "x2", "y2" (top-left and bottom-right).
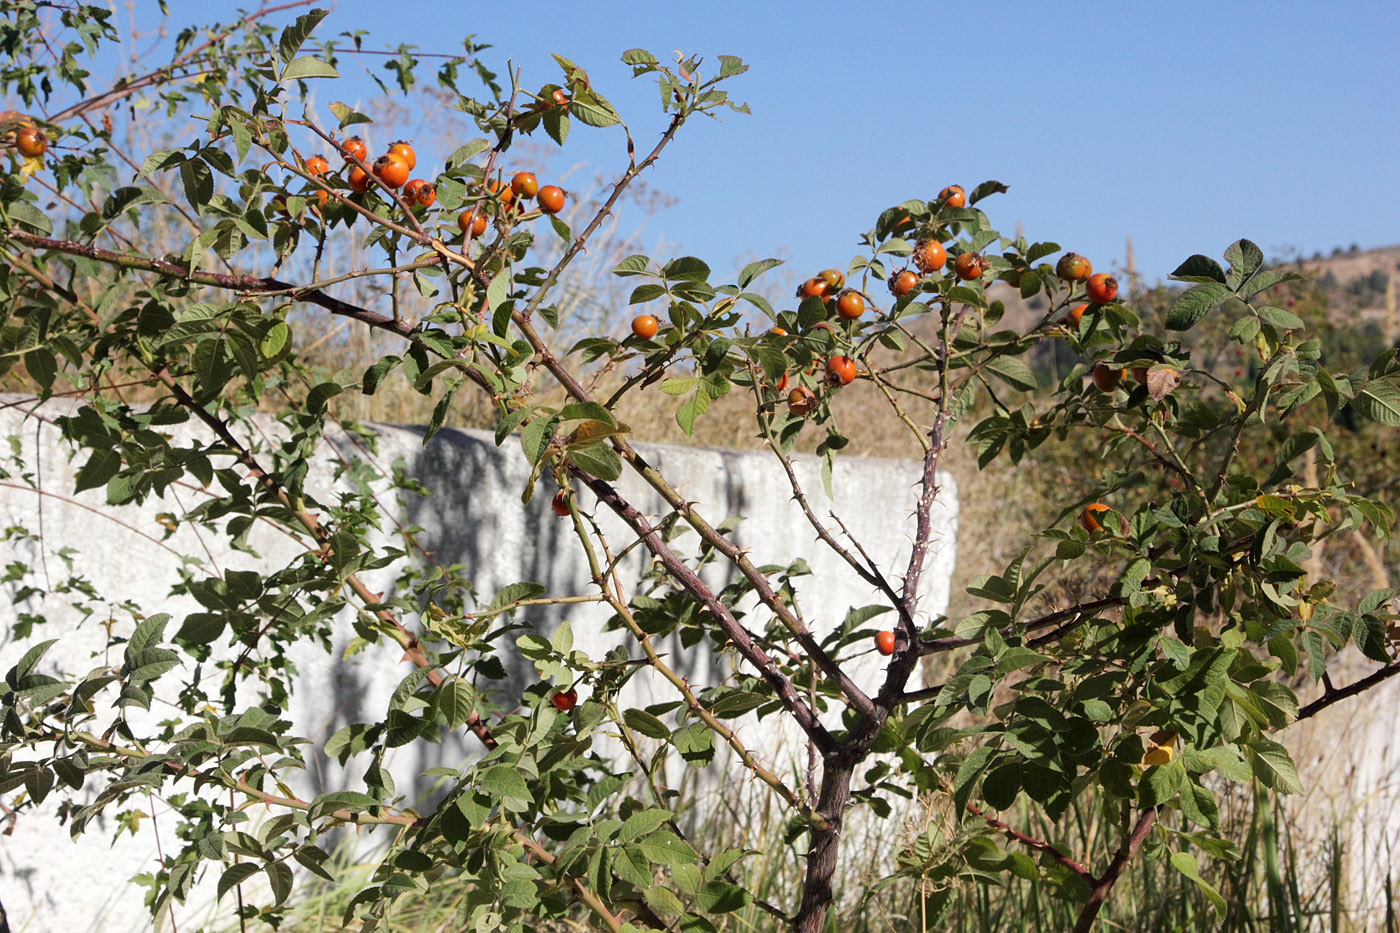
[{"x1": 107, "y1": 2, "x2": 1400, "y2": 284}]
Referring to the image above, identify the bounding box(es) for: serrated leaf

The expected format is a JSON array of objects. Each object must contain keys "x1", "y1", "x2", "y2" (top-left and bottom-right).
[
  {"x1": 1170, "y1": 851, "x2": 1226, "y2": 912},
  {"x1": 619, "y1": 809, "x2": 672, "y2": 842},
  {"x1": 568, "y1": 442, "x2": 622, "y2": 481},
  {"x1": 280, "y1": 57, "x2": 338, "y2": 82},
  {"x1": 1169, "y1": 254, "x2": 1227, "y2": 284},
  {"x1": 1246, "y1": 738, "x2": 1302, "y2": 794},
  {"x1": 1165, "y1": 283, "x2": 1232, "y2": 331},
  {"x1": 74, "y1": 448, "x2": 122, "y2": 493},
  {"x1": 613, "y1": 254, "x2": 650, "y2": 277},
  {"x1": 623, "y1": 708, "x2": 670, "y2": 740},
  {"x1": 218, "y1": 863, "x2": 262, "y2": 901},
  {"x1": 559, "y1": 401, "x2": 617, "y2": 427},
  {"x1": 737, "y1": 257, "x2": 783, "y2": 289},
  {"x1": 278, "y1": 9, "x2": 330, "y2": 65},
  {"x1": 1351, "y1": 381, "x2": 1400, "y2": 426},
  {"x1": 983, "y1": 356, "x2": 1038, "y2": 392},
  {"x1": 1224, "y1": 239, "x2": 1264, "y2": 291},
  {"x1": 327, "y1": 101, "x2": 372, "y2": 128},
  {"x1": 1257, "y1": 306, "x2": 1304, "y2": 329}
]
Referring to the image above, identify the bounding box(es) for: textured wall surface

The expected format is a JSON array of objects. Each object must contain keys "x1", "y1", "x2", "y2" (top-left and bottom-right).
[{"x1": 0, "y1": 400, "x2": 958, "y2": 931}]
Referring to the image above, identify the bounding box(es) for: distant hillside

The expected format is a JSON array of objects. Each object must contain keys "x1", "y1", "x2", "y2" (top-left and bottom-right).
[{"x1": 977, "y1": 243, "x2": 1400, "y2": 338}]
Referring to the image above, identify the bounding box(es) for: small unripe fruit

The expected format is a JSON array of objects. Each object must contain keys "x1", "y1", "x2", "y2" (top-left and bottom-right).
[
  {"x1": 819, "y1": 268, "x2": 845, "y2": 291},
  {"x1": 1056, "y1": 252, "x2": 1092, "y2": 282}
]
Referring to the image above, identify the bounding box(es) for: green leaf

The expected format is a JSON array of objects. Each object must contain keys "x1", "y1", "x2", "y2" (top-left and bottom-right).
[
  {"x1": 619, "y1": 808, "x2": 672, "y2": 842},
  {"x1": 983, "y1": 356, "x2": 1038, "y2": 392},
  {"x1": 24, "y1": 347, "x2": 56, "y2": 392},
  {"x1": 982, "y1": 762, "x2": 1021, "y2": 810},
  {"x1": 559, "y1": 401, "x2": 617, "y2": 427},
  {"x1": 676, "y1": 392, "x2": 711, "y2": 436},
  {"x1": 280, "y1": 57, "x2": 338, "y2": 82},
  {"x1": 306, "y1": 381, "x2": 343, "y2": 414},
  {"x1": 1257, "y1": 306, "x2": 1304, "y2": 329},
  {"x1": 623, "y1": 708, "x2": 671, "y2": 740},
  {"x1": 439, "y1": 678, "x2": 475, "y2": 728},
  {"x1": 1169, "y1": 254, "x2": 1227, "y2": 284},
  {"x1": 10, "y1": 639, "x2": 57, "y2": 682},
  {"x1": 218, "y1": 863, "x2": 262, "y2": 902},
  {"x1": 1352, "y1": 381, "x2": 1400, "y2": 426},
  {"x1": 1246, "y1": 738, "x2": 1302, "y2": 794},
  {"x1": 635, "y1": 829, "x2": 698, "y2": 866},
  {"x1": 278, "y1": 9, "x2": 330, "y2": 65},
  {"x1": 327, "y1": 101, "x2": 372, "y2": 128},
  {"x1": 1170, "y1": 851, "x2": 1226, "y2": 912},
  {"x1": 613, "y1": 254, "x2": 651, "y2": 277},
  {"x1": 487, "y1": 582, "x2": 547, "y2": 612},
  {"x1": 267, "y1": 860, "x2": 293, "y2": 907},
  {"x1": 259, "y1": 320, "x2": 290, "y2": 358},
  {"x1": 74, "y1": 448, "x2": 122, "y2": 493},
  {"x1": 1165, "y1": 283, "x2": 1232, "y2": 331},
  {"x1": 568, "y1": 442, "x2": 622, "y2": 481},
  {"x1": 520, "y1": 414, "x2": 559, "y2": 464},
  {"x1": 663, "y1": 256, "x2": 711, "y2": 283},
  {"x1": 478, "y1": 764, "x2": 532, "y2": 809},
  {"x1": 737, "y1": 257, "x2": 783, "y2": 289},
  {"x1": 1224, "y1": 239, "x2": 1264, "y2": 291},
  {"x1": 293, "y1": 845, "x2": 337, "y2": 882},
  {"x1": 569, "y1": 88, "x2": 621, "y2": 127}
]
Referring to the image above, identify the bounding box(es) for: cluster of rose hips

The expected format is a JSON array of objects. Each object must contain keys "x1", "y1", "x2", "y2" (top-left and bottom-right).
[
  {"x1": 455, "y1": 170, "x2": 566, "y2": 239},
  {"x1": 299, "y1": 135, "x2": 566, "y2": 240},
  {"x1": 1048, "y1": 251, "x2": 1127, "y2": 393},
  {"x1": 795, "y1": 267, "x2": 866, "y2": 321},
  {"x1": 887, "y1": 185, "x2": 989, "y2": 299}
]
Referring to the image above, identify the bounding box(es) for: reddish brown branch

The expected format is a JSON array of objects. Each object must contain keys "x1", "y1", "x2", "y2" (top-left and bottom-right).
[
  {"x1": 1297, "y1": 659, "x2": 1400, "y2": 720},
  {"x1": 1074, "y1": 807, "x2": 1158, "y2": 932},
  {"x1": 9, "y1": 232, "x2": 417, "y2": 341},
  {"x1": 575, "y1": 470, "x2": 837, "y2": 756},
  {"x1": 966, "y1": 801, "x2": 1093, "y2": 881}
]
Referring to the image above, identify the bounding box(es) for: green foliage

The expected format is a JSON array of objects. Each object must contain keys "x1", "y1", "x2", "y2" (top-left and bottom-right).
[{"x1": 0, "y1": 6, "x2": 1397, "y2": 933}]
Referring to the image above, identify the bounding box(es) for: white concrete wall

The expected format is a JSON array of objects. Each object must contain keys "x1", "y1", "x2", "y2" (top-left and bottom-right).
[{"x1": 0, "y1": 399, "x2": 957, "y2": 931}]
